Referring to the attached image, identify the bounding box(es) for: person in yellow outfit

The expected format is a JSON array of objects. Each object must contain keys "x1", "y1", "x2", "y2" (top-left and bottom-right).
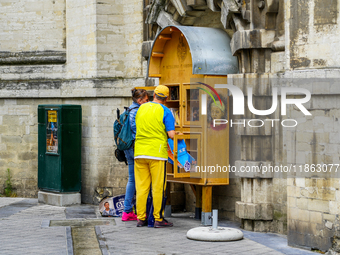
[{"x1": 134, "y1": 85, "x2": 175, "y2": 228}]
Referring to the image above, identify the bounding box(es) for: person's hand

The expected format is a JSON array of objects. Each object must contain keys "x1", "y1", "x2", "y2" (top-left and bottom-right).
[{"x1": 175, "y1": 131, "x2": 184, "y2": 136}]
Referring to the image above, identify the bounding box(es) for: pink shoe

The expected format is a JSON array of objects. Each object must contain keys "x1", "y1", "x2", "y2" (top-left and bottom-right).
[
  {"x1": 122, "y1": 211, "x2": 138, "y2": 221},
  {"x1": 122, "y1": 212, "x2": 129, "y2": 221},
  {"x1": 128, "y1": 212, "x2": 138, "y2": 221}
]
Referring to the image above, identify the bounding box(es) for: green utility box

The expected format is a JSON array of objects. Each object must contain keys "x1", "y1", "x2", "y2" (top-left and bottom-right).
[{"x1": 38, "y1": 105, "x2": 82, "y2": 192}]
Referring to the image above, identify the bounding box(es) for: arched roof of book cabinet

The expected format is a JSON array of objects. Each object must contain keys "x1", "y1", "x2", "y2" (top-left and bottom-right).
[{"x1": 147, "y1": 26, "x2": 238, "y2": 77}]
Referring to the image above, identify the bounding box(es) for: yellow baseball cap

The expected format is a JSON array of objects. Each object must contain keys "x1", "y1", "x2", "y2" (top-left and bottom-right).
[{"x1": 154, "y1": 85, "x2": 169, "y2": 98}]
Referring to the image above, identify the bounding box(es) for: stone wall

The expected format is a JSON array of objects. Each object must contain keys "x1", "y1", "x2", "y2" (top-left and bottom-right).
[
  {"x1": 0, "y1": 0, "x2": 145, "y2": 204},
  {"x1": 0, "y1": 0, "x2": 66, "y2": 52},
  {"x1": 65, "y1": 0, "x2": 144, "y2": 78},
  {"x1": 284, "y1": 0, "x2": 340, "y2": 251},
  {"x1": 213, "y1": 178, "x2": 242, "y2": 222},
  {"x1": 96, "y1": 1, "x2": 143, "y2": 78},
  {"x1": 282, "y1": 71, "x2": 340, "y2": 252},
  {"x1": 287, "y1": 0, "x2": 340, "y2": 70},
  {"x1": 227, "y1": 73, "x2": 288, "y2": 234},
  {"x1": 0, "y1": 79, "x2": 145, "y2": 202},
  {"x1": 66, "y1": 0, "x2": 97, "y2": 78}
]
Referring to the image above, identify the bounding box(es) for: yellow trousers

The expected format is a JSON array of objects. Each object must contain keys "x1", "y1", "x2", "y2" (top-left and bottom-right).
[{"x1": 134, "y1": 158, "x2": 167, "y2": 222}]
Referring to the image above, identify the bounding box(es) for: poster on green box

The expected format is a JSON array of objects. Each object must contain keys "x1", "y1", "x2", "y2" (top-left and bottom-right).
[{"x1": 46, "y1": 110, "x2": 58, "y2": 154}]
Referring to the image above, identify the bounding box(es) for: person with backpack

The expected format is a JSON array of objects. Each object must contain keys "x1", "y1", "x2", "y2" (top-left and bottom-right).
[
  {"x1": 121, "y1": 88, "x2": 149, "y2": 221},
  {"x1": 134, "y1": 85, "x2": 176, "y2": 228}
]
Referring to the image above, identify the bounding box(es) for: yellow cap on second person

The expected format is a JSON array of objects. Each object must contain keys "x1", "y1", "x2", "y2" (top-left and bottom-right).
[{"x1": 154, "y1": 85, "x2": 169, "y2": 98}]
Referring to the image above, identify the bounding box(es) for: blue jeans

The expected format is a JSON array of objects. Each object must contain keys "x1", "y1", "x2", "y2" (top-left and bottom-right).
[{"x1": 123, "y1": 146, "x2": 135, "y2": 213}]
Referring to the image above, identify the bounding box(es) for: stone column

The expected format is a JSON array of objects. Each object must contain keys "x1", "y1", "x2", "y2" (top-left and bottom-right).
[{"x1": 233, "y1": 75, "x2": 274, "y2": 231}]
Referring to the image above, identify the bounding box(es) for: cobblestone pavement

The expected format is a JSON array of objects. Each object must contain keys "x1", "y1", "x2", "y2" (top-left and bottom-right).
[
  {"x1": 100, "y1": 214, "x2": 316, "y2": 255},
  {"x1": 0, "y1": 198, "x2": 67, "y2": 255},
  {"x1": 0, "y1": 197, "x2": 24, "y2": 208},
  {"x1": 0, "y1": 198, "x2": 317, "y2": 255}
]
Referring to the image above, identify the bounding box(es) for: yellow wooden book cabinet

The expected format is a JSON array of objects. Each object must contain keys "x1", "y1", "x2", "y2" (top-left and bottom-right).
[{"x1": 138, "y1": 25, "x2": 238, "y2": 225}]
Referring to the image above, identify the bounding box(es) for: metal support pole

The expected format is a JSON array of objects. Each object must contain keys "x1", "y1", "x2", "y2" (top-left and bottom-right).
[{"x1": 212, "y1": 209, "x2": 218, "y2": 230}]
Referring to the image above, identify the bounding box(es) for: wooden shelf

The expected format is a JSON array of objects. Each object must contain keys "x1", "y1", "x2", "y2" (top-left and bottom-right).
[
  {"x1": 163, "y1": 83, "x2": 180, "y2": 86},
  {"x1": 159, "y1": 35, "x2": 172, "y2": 40},
  {"x1": 149, "y1": 74, "x2": 161, "y2": 77},
  {"x1": 151, "y1": 52, "x2": 164, "y2": 58}
]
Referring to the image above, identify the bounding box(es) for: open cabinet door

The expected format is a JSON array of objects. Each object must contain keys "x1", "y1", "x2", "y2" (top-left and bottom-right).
[{"x1": 169, "y1": 134, "x2": 202, "y2": 179}]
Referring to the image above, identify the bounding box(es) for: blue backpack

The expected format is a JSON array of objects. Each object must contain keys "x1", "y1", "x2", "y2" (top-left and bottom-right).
[{"x1": 113, "y1": 106, "x2": 138, "y2": 151}]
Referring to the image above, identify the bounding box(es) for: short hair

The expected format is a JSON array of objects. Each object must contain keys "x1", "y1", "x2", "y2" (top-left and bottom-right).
[
  {"x1": 104, "y1": 202, "x2": 109, "y2": 206},
  {"x1": 154, "y1": 93, "x2": 167, "y2": 102}
]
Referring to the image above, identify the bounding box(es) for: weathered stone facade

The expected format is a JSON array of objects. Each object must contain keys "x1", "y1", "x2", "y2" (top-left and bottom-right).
[
  {"x1": 0, "y1": 0, "x2": 66, "y2": 52},
  {"x1": 0, "y1": 0, "x2": 145, "y2": 204},
  {"x1": 282, "y1": 74, "x2": 340, "y2": 252},
  {"x1": 1, "y1": 0, "x2": 340, "y2": 252}
]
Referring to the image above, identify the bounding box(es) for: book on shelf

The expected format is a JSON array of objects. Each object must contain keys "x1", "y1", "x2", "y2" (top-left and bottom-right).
[
  {"x1": 169, "y1": 87, "x2": 179, "y2": 100},
  {"x1": 169, "y1": 108, "x2": 180, "y2": 126}
]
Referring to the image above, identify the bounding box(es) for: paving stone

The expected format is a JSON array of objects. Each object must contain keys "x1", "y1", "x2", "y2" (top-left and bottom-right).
[
  {"x1": 0, "y1": 197, "x2": 25, "y2": 208},
  {"x1": 0, "y1": 198, "x2": 319, "y2": 254},
  {"x1": 0, "y1": 199, "x2": 67, "y2": 255}
]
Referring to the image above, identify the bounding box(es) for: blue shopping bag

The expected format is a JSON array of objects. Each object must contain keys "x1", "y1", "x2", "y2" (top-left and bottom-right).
[{"x1": 167, "y1": 138, "x2": 196, "y2": 172}]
